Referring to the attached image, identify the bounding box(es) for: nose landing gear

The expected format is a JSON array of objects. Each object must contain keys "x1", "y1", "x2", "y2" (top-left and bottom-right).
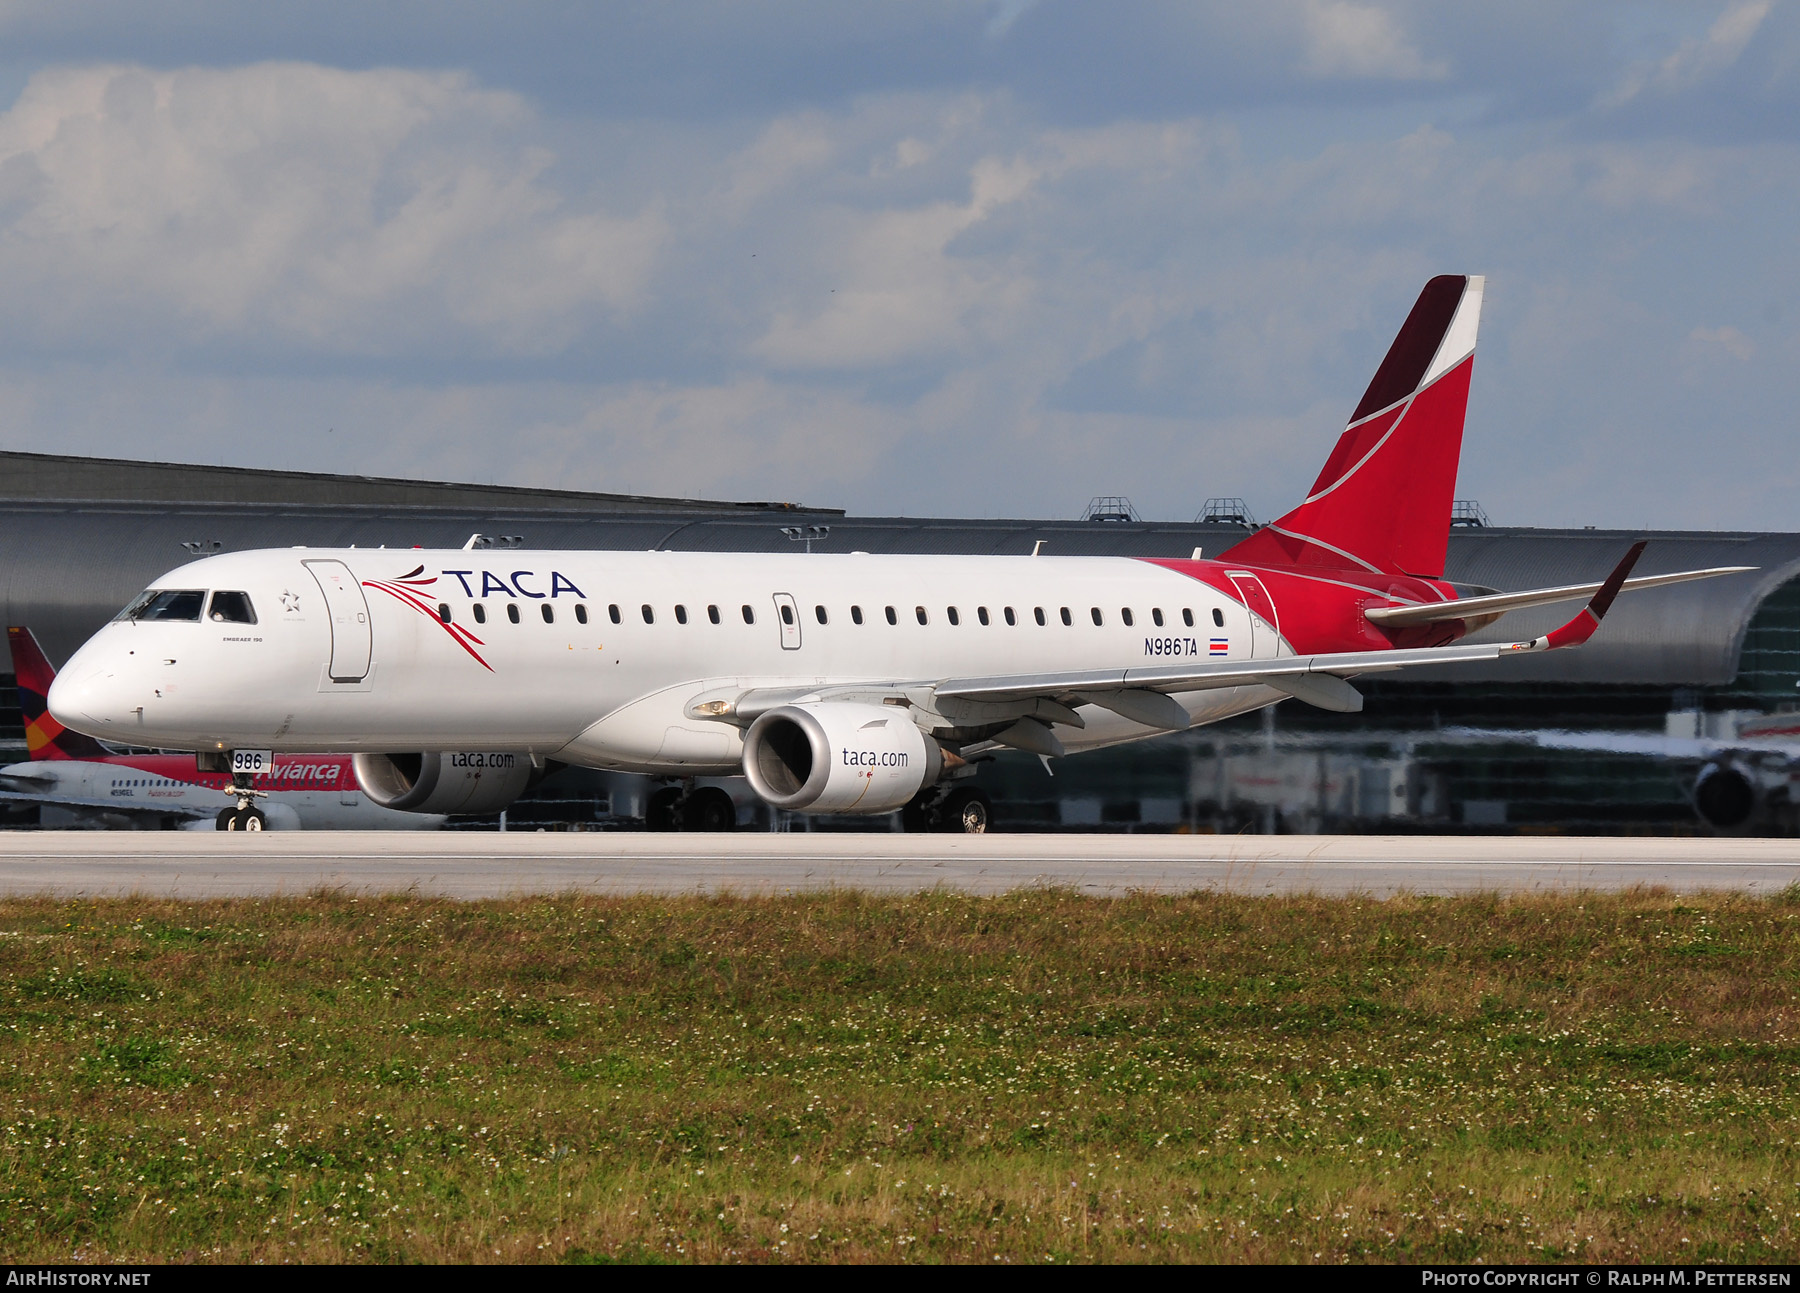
[
  {"x1": 215, "y1": 768, "x2": 268, "y2": 832},
  {"x1": 217, "y1": 805, "x2": 267, "y2": 831}
]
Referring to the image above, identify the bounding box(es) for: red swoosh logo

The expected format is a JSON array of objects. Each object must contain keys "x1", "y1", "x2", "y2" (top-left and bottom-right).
[{"x1": 363, "y1": 579, "x2": 493, "y2": 671}]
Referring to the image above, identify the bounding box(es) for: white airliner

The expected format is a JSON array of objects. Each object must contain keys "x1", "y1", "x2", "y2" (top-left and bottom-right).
[{"x1": 45, "y1": 277, "x2": 1750, "y2": 831}]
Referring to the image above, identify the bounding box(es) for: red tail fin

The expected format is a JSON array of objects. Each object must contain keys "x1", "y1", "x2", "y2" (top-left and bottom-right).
[
  {"x1": 7, "y1": 626, "x2": 110, "y2": 760},
  {"x1": 1222, "y1": 274, "x2": 1484, "y2": 579}
]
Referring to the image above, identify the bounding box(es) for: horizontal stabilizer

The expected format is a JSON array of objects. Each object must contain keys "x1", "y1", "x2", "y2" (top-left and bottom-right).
[{"x1": 1366, "y1": 562, "x2": 1755, "y2": 628}]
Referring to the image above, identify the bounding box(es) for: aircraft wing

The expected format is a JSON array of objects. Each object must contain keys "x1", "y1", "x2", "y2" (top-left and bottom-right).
[
  {"x1": 935, "y1": 542, "x2": 1652, "y2": 717},
  {"x1": 1435, "y1": 727, "x2": 1800, "y2": 764},
  {"x1": 696, "y1": 544, "x2": 1652, "y2": 750},
  {"x1": 0, "y1": 774, "x2": 216, "y2": 821},
  {"x1": 1363, "y1": 562, "x2": 1753, "y2": 628}
]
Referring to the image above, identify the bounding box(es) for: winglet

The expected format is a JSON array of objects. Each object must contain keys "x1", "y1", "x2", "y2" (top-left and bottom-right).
[{"x1": 1522, "y1": 541, "x2": 1647, "y2": 652}]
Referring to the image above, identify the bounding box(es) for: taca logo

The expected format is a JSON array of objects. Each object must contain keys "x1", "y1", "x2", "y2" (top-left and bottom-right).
[{"x1": 441, "y1": 570, "x2": 587, "y2": 599}]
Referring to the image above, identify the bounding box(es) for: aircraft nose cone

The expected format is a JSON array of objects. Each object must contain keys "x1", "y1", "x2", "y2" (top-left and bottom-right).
[{"x1": 47, "y1": 662, "x2": 133, "y2": 734}]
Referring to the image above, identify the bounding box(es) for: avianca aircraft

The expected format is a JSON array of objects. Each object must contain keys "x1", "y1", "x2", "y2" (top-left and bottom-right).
[
  {"x1": 2, "y1": 627, "x2": 443, "y2": 831},
  {"x1": 46, "y1": 276, "x2": 1749, "y2": 832}
]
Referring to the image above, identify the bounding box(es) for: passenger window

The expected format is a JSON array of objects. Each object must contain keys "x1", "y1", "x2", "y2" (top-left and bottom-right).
[
  {"x1": 675, "y1": 605, "x2": 688, "y2": 625},
  {"x1": 780, "y1": 604, "x2": 794, "y2": 626},
  {"x1": 851, "y1": 606, "x2": 864, "y2": 625},
  {"x1": 507, "y1": 603, "x2": 521, "y2": 624},
  {"x1": 977, "y1": 606, "x2": 990, "y2": 626},
  {"x1": 208, "y1": 591, "x2": 257, "y2": 624},
  {"x1": 947, "y1": 607, "x2": 960, "y2": 626},
  {"x1": 132, "y1": 590, "x2": 206, "y2": 622},
  {"x1": 473, "y1": 604, "x2": 487, "y2": 625},
  {"x1": 1060, "y1": 607, "x2": 1072, "y2": 626},
  {"x1": 915, "y1": 606, "x2": 928, "y2": 625},
  {"x1": 815, "y1": 605, "x2": 828, "y2": 625},
  {"x1": 642, "y1": 604, "x2": 654, "y2": 624},
  {"x1": 1034, "y1": 607, "x2": 1046, "y2": 626},
  {"x1": 1152, "y1": 608, "x2": 1164, "y2": 627},
  {"x1": 439, "y1": 603, "x2": 452, "y2": 623},
  {"x1": 741, "y1": 605, "x2": 755, "y2": 624},
  {"x1": 1213, "y1": 607, "x2": 1225, "y2": 627},
  {"x1": 886, "y1": 606, "x2": 897, "y2": 625},
  {"x1": 1184, "y1": 608, "x2": 1195, "y2": 627},
  {"x1": 1090, "y1": 607, "x2": 1102, "y2": 626},
  {"x1": 575, "y1": 604, "x2": 589, "y2": 625},
  {"x1": 708, "y1": 605, "x2": 720, "y2": 624},
  {"x1": 609, "y1": 604, "x2": 621, "y2": 624},
  {"x1": 1004, "y1": 607, "x2": 1016, "y2": 626},
  {"x1": 1121, "y1": 608, "x2": 1133, "y2": 627},
  {"x1": 541, "y1": 604, "x2": 554, "y2": 624}
]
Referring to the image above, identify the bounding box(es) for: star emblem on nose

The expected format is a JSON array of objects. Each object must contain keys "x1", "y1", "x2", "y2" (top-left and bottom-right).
[{"x1": 280, "y1": 589, "x2": 301, "y2": 613}]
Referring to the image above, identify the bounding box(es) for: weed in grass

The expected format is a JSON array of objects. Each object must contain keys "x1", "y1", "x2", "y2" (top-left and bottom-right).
[{"x1": 0, "y1": 890, "x2": 1797, "y2": 1262}]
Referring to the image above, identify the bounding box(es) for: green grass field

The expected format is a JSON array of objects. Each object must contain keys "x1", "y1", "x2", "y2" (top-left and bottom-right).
[{"x1": 2, "y1": 887, "x2": 1798, "y2": 1263}]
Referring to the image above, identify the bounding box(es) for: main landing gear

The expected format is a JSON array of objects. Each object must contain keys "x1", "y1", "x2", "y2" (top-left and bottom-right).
[
  {"x1": 902, "y1": 785, "x2": 992, "y2": 834},
  {"x1": 646, "y1": 783, "x2": 737, "y2": 832}
]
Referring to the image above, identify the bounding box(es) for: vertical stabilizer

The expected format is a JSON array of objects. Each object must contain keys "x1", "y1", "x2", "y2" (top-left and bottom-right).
[
  {"x1": 1221, "y1": 274, "x2": 1484, "y2": 578},
  {"x1": 8, "y1": 626, "x2": 110, "y2": 760}
]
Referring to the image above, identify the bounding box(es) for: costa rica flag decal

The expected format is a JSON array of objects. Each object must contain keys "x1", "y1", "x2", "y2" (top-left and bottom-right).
[{"x1": 1209, "y1": 637, "x2": 1229, "y2": 655}]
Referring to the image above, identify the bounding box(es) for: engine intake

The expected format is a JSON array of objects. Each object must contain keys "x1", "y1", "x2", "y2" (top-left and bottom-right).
[
  {"x1": 742, "y1": 703, "x2": 943, "y2": 814},
  {"x1": 353, "y1": 751, "x2": 535, "y2": 815},
  {"x1": 1693, "y1": 759, "x2": 1759, "y2": 832}
]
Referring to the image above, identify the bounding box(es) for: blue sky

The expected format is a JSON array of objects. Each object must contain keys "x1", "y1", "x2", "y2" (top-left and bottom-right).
[{"x1": 0, "y1": 1, "x2": 1793, "y2": 528}]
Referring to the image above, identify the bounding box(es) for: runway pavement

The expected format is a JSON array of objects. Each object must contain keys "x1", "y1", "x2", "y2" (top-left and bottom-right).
[{"x1": 0, "y1": 830, "x2": 1796, "y2": 898}]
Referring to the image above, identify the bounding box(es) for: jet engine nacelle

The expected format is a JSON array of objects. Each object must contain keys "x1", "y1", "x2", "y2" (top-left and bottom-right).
[
  {"x1": 742, "y1": 703, "x2": 943, "y2": 814},
  {"x1": 353, "y1": 752, "x2": 535, "y2": 815},
  {"x1": 1693, "y1": 759, "x2": 1760, "y2": 832}
]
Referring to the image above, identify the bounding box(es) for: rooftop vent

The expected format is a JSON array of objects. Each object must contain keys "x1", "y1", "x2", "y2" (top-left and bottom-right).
[
  {"x1": 1450, "y1": 500, "x2": 1490, "y2": 529},
  {"x1": 1196, "y1": 497, "x2": 1256, "y2": 527},
  {"x1": 1083, "y1": 495, "x2": 1141, "y2": 523}
]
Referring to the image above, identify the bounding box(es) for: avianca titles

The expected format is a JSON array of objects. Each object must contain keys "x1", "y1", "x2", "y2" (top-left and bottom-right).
[{"x1": 45, "y1": 276, "x2": 1751, "y2": 832}]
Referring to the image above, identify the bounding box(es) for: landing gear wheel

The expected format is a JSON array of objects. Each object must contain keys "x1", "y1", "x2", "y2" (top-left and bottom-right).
[
  {"x1": 646, "y1": 786, "x2": 683, "y2": 832},
  {"x1": 220, "y1": 806, "x2": 268, "y2": 832},
  {"x1": 935, "y1": 787, "x2": 992, "y2": 834},
  {"x1": 681, "y1": 786, "x2": 736, "y2": 832}
]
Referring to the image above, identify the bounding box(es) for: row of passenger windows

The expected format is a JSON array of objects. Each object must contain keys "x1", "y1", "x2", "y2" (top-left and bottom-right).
[{"x1": 439, "y1": 600, "x2": 1229, "y2": 629}]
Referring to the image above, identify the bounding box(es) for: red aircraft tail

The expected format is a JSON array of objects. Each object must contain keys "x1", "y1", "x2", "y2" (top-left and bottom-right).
[
  {"x1": 7, "y1": 626, "x2": 110, "y2": 760},
  {"x1": 1222, "y1": 274, "x2": 1484, "y2": 579}
]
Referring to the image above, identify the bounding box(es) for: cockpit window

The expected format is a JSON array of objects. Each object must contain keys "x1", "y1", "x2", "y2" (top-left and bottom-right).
[
  {"x1": 118, "y1": 590, "x2": 206, "y2": 622},
  {"x1": 208, "y1": 591, "x2": 257, "y2": 624}
]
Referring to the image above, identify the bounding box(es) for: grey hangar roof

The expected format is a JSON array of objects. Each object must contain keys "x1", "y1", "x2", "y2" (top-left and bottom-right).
[{"x1": 0, "y1": 451, "x2": 1792, "y2": 689}]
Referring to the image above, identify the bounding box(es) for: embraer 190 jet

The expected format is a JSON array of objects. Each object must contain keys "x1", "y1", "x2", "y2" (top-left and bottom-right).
[{"x1": 47, "y1": 276, "x2": 1749, "y2": 831}]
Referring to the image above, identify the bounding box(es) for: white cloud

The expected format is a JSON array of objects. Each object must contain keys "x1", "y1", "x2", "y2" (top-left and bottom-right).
[
  {"x1": 1297, "y1": 1, "x2": 1447, "y2": 82},
  {"x1": 1688, "y1": 324, "x2": 1757, "y2": 361},
  {"x1": 1600, "y1": 0, "x2": 1773, "y2": 108},
  {"x1": 0, "y1": 62, "x2": 665, "y2": 356}
]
